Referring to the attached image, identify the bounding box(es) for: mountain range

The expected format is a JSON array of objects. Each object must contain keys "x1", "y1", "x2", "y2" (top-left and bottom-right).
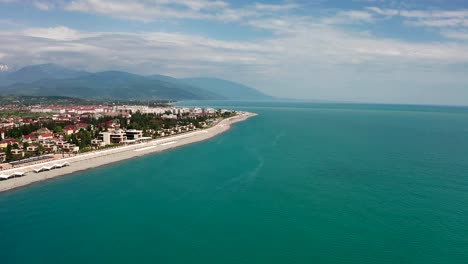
[{"x1": 0, "y1": 63, "x2": 272, "y2": 101}]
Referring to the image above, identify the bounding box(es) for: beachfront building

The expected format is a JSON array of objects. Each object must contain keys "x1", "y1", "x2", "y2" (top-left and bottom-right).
[
  {"x1": 56, "y1": 141, "x2": 65, "y2": 149},
  {"x1": 91, "y1": 139, "x2": 105, "y2": 148},
  {"x1": 26, "y1": 145, "x2": 38, "y2": 153},
  {"x1": 125, "y1": 129, "x2": 143, "y2": 141},
  {"x1": 98, "y1": 132, "x2": 111, "y2": 145},
  {"x1": 110, "y1": 130, "x2": 127, "y2": 144},
  {"x1": 43, "y1": 143, "x2": 57, "y2": 153},
  {"x1": 98, "y1": 129, "x2": 149, "y2": 146},
  {"x1": 11, "y1": 149, "x2": 24, "y2": 157},
  {"x1": 62, "y1": 143, "x2": 79, "y2": 153}
]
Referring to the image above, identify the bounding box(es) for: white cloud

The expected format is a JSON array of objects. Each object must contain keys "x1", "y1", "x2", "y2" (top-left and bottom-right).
[
  {"x1": 322, "y1": 10, "x2": 375, "y2": 25},
  {"x1": 3, "y1": 23, "x2": 468, "y2": 77},
  {"x1": 2, "y1": 2, "x2": 468, "y2": 104},
  {"x1": 23, "y1": 26, "x2": 94, "y2": 41},
  {"x1": 407, "y1": 18, "x2": 468, "y2": 27},
  {"x1": 441, "y1": 30, "x2": 468, "y2": 41},
  {"x1": 32, "y1": 0, "x2": 54, "y2": 10},
  {"x1": 367, "y1": 7, "x2": 468, "y2": 28},
  {"x1": 64, "y1": 0, "x2": 297, "y2": 22}
]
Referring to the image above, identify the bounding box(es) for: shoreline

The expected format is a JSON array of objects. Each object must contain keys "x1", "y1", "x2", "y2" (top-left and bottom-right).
[{"x1": 0, "y1": 112, "x2": 256, "y2": 193}]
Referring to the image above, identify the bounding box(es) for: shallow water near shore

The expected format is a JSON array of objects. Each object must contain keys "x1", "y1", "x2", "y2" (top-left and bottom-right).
[{"x1": 1, "y1": 102, "x2": 468, "y2": 263}]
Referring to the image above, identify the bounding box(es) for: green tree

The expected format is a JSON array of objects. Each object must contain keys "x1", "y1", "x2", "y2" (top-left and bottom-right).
[
  {"x1": 54, "y1": 125, "x2": 63, "y2": 133},
  {"x1": 37, "y1": 145, "x2": 45, "y2": 155},
  {"x1": 5, "y1": 144, "x2": 12, "y2": 161}
]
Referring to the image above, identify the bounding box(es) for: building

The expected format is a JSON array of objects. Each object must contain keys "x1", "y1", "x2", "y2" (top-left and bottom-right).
[
  {"x1": 23, "y1": 134, "x2": 37, "y2": 143},
  {"x1": 56, "y1": 141, "x2": 65, "y2": 148},
  {"x1": 161, "y1": 114, "x2": 177, "y2": 120},
  {"x1": 36, "y1": 128, "x2": 52, "y2": 135},
  {"x1": 91, "y1": 139, "x2": 106, "y2": 148},
  {"x1": 98, "y1": 132, "x2": 111, "y2": 145},
  {"x1": 63, "y1": 125, "x2": 77, "y2": 135},
  {"x1": 0, "y1": 138, "x2": 18, "y2": 149},
  {"x1": 26, "y1": 145, "x2": 38, "y2": 153},
  {"x1": 38, "y1": 133, "x2": 53, "y2": 141},
  {"x1": 11, "y1": 149, "x2": 24, "y2": 157},
  {"x1": 75, "y1": 123, "x2": 90, "y2": 131},
  {"x1": 110, "y1": 130, "x2": 127, "y2": 144},
  {"x1": 205, "y1": 108, "x2": 216, "y2": 114},
  {"x1": 0, "y1": 152, "x2": 5, "y2": 163},
  {"x1": 43, "y1": 143, "x2": 57, "y2": 153},
  {"x1": 99, "y1": 130, "x2": 127, "y2": 144},
  {"x1": 63, "y1": 143, "x2": 79, "y2": 153},
  {"x1": 125, "y1": 129, "x2": 143, "y2": 141}
]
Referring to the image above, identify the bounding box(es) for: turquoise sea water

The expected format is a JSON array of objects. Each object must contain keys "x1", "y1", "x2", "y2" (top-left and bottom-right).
[{"x1": 1, "y1": 102, "x2": 468, "y2": 263}]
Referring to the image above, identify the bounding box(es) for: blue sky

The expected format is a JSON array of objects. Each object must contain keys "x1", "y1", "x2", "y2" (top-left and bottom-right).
[{"x1": 0, "y1": 0, "x2": 468, "y2": 105}]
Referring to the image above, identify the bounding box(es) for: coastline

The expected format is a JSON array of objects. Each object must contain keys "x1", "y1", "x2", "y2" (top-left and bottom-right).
[{"x1": 0, "y1": 112, "x2": 256, "y2": 193}]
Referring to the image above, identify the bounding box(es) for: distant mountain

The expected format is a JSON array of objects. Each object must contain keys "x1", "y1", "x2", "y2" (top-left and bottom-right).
[
  {"x1": 0, "y1": 64, "x2": 272, "y2": 101},
  {"x1": 147, "y1": 74, "x2": 225, "y2": 100},
  {"x1": 0, "y1": 63, "x2": 89, "y2": 86},
  {"x1": 181, "y1": 77, "x2": 272, "y2": 100},
  {"x1": 147, "y1": 74, "x2": 180, "y2": 83},
  {"x1": 1, "y1": 71, "x2": 212, "y2": 100}
]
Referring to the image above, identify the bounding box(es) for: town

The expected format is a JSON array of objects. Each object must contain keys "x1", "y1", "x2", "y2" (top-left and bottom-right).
[{"x1": 0, "y1": 101, "x2": 236, "y2": 170}]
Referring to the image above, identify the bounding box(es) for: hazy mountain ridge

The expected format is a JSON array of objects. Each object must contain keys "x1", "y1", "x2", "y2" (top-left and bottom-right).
[
  {"x1": 182, "y1": 77, "x2": 273, "y2": 101},
  {"x1": 0, "y1": 64, "x2": 272, "y2": 101}
]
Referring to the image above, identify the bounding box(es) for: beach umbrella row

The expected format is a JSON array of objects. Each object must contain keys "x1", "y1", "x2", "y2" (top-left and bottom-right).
[
  {"x1": 0, "y1": 171, "x2": 26, "y2": 180},
  {"x1": 33, "y1": 162, "x2": 70, "y2": 173}
]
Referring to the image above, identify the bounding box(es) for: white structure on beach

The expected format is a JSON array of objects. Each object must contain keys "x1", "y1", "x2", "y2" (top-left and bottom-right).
[
  {"x1": 0, "y1": 171, "x2": 25, "y2": 180},
  {"x1": 33, "y1": 162, "x2": 70, "y2": 173}
]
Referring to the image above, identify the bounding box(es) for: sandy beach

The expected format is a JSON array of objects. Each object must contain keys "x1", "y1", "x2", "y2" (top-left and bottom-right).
[{"x1": 0, "y1": 112, "x2": 256, "y2": 193}]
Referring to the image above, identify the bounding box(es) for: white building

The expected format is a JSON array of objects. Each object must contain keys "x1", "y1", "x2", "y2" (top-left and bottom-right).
[
  {"x1": 91, "y1": 139, "x2": 106, "y2": 148},
  {"x1": 161, "y1": 114, "x2": 178, "y2": 120},
  {"x1": 193, "y1": 107, "x2": 203, "y2": 114},
  {"x1": 204, "y1": 108, "x2": 216, "y2": 114},
  {"x1": 125, "y1": 129, "x2": 143, "y2": 141},
  {"x1": 110, "y1": 130, "x2": 127, "y2": 144},
  {"x1": 98, "y1": 132, "x2": 112, "y2": 145}
]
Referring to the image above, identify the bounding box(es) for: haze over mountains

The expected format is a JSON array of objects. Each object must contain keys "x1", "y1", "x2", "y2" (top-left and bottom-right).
[{"x1": 0, "y1": 64, "x2": 272, "y2": 101}]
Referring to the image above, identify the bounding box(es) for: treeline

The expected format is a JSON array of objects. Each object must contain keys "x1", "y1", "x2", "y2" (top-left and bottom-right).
[
  {"x1": 82, "y1": 111, "x2": 213, "y2": 135},
  {"x1": 66, "y1": 130, "x2": 93, "y2": 150},
  {"x1": 3, "y1": 121, "x2": 73, "y2": 139}
]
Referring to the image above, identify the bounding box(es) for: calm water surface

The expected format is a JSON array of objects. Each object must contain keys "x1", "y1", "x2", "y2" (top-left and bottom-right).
[{"x1": 1, "y1": 102, "x2": 468, "y2": 263}]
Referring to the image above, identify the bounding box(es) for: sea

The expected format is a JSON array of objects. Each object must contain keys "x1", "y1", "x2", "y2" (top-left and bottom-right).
[{"x1": 1, "y1": 101, "x2": 468, "y2": 263}]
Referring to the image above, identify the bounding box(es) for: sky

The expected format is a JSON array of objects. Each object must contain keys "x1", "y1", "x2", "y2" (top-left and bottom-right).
[{"x1": 0, "y1": 0, "x2": 468, "y2": 105}]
